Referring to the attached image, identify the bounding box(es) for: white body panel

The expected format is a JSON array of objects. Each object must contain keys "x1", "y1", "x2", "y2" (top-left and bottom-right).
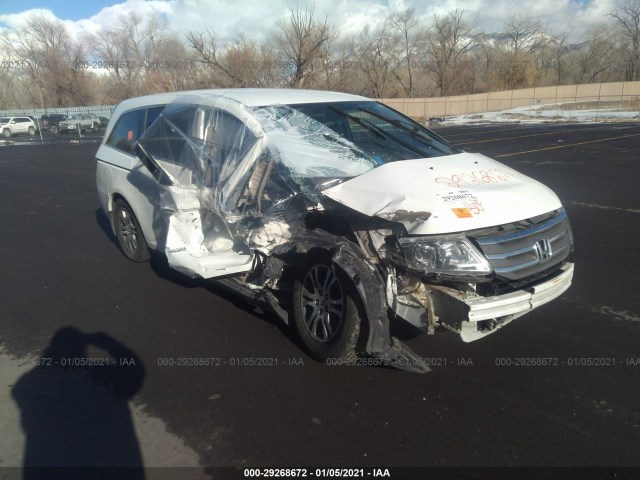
[{"x1": 324, "y1": 153, "x2": 562, "y2": 234}]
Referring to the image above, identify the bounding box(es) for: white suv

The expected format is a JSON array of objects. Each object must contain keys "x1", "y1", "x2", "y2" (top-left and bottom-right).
[
  {"x1": 0, "y1": 116, "x2": 37, "y2": 138},
  {"x1": 96, "y1": 89, "x2": 574, "y2": 371}
]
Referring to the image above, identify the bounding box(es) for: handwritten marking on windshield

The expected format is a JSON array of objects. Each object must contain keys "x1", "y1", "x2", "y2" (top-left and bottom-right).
[{"x1": 435, "y1": 169, "x2": 516, "y2": 188}]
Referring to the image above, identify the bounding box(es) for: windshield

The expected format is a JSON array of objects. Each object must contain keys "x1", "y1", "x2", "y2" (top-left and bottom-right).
[
  {"x1": 251, "y1": 101, "x2": 459, "y2": 185},
  {"x1": 0, "y1": 117, "x2": 11, "y2": 123}
]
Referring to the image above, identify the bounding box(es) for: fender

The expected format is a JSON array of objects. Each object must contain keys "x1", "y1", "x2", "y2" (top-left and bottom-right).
[{"x1": 284, "y1": 229, "x2": 430, "y2": 373}]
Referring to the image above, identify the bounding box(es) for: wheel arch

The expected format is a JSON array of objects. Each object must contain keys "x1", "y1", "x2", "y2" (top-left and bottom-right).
[
  {"x1": 284, "y1": 229, "x2": 431, "y2": 373},
  {"x1": 286, "y1": 230, "x2": 391, "y2": 355}
]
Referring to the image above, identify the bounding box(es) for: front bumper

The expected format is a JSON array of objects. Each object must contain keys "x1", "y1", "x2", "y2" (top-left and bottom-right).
[{"x1": 388, "y1": 262, "x2": 574, "y2": 342}]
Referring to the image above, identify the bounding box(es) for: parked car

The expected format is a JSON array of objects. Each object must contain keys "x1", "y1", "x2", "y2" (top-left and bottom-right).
[
  {"x1": 0, "y1": 116, "x2": 38, "y2": 138},
  {"x1": 39, "y1": 114, "x2": 68, "y2": 134},
  {"x1": 58, "y1": 114, "x2": 100, "y2": 134},
  {"x1": 98, "y1": 116, "x2": 110, "y2": 129},
  {"x1": 96, "y1": 89, "x2": 574, "y2": 372}
]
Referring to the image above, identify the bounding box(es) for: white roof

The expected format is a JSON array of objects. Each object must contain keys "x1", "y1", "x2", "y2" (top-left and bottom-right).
[{"x1": 114, "y1": 88, "x2": 370, "y2": 112}]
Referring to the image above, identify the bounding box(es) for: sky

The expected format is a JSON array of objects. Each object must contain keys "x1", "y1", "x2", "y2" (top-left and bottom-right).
[{"x1": 0, "y1": 0, "x2": 620, "y2": 42}]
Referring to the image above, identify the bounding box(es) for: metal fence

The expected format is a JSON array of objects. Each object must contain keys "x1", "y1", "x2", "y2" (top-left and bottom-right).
[{"x1": 0, "y1": 105, "x2": 115, "y2": 119}]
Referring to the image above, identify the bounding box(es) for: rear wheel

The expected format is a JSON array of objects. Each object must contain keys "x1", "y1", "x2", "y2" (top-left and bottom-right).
[
  {"x1": 93, "y1": 123, "x2": 100, "y2": 133},
  {"x1": 292, "y1": 255, "x2": 362, "y2": 362},
  {"x1": 28, "y1": 126, "x2": 35, "y2": 136},
  {"x1": 50, "y1": 125, "x2": 58, "y2": 134},
  {"x1": 113, "y1": 199, "x2": 150, "y2": 262}
]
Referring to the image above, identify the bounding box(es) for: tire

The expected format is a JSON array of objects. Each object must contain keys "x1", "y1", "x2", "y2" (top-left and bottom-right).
[
  {"x1": 93, "y1": 123, "x2": 99, "y2": 133},
  {"x1": 50, "y1": 125, "x2": 58, "y2": 134},
  {"x1": 28, "y1": 126, "x2": 35, "y2": 136},
  {"x1": 2, "y1": 128, "x2": 10, "y2": 138},
  {"x1": 113, "y1": 199, "x2": 150, "y2": 262},
  {"x1": 292, "y1": 254, "x2": 362, "y2": 362}
]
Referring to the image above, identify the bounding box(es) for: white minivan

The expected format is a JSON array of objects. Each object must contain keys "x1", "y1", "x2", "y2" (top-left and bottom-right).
[{"x1": 96, "y1": 89, "x2": 574, "y2": 372}]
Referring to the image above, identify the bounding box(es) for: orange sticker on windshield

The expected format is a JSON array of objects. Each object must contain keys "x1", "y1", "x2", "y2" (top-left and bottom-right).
[
  {"x1": 127, "y1": 130, "x2": 133, "y2": 141},
  {"x1": 452, "y1": 208, "x2": 473, "y2": 218}
]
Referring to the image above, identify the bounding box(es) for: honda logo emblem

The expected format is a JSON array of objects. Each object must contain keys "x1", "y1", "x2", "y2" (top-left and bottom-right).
[{"x1": 534, "y1": 238, "x2": 553, "y2": 262}]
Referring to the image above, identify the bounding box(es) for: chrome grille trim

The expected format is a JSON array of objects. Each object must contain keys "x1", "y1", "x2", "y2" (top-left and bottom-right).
[
  {"x1": 476, "y1": 209, "x2": 568, "y2": 246},
  {"x1": 472, "y1": 209, "x2": 573, "y2": 281}
]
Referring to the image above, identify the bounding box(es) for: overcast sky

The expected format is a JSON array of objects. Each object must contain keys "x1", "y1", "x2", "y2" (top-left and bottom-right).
[{"x1": 0, "y1": 0, "x2": 620, "y2": 43}]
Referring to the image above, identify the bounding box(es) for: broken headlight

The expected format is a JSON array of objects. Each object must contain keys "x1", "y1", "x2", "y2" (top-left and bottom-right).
[{"x1": 399, "y1": 235, "x2": 492, "y2": 276}]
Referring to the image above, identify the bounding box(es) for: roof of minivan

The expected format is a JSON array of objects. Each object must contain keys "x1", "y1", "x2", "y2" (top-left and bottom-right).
[{"x1": 115, "y1": 88, "x2": 371, "y2": 111}]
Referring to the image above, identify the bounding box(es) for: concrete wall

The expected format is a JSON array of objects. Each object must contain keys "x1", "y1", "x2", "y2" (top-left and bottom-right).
[{"x1": 380, "y1": 81, "x2": 640, "y2": 119}]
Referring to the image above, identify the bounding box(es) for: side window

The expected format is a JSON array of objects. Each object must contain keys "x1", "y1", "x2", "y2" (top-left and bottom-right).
[{"x1": 106, "y1": 109, "x2": 146, "y2": 154}]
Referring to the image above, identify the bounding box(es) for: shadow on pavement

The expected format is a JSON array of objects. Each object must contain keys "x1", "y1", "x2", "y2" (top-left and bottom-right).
[{"x1": 11, "y1": 327, "x2": 146, "y2": 480}]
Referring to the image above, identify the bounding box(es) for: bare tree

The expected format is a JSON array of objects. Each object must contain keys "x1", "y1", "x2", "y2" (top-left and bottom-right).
[
  {"x1": 273, "y1": 4, "x2": 334, "y2": 88},
  {"x1": 494, "y1": 17, "x2": 546, "y2": 89},
  {"x1": 567, "y1": 26, "x2": 616, "y2": 83},
  {"x1": 90, "y1": 12, "x2": 168, "y2": 102},
  {"x1": 387, "y1": 8, "x2": 426, "y2": 96},
  {"x1": 348, "y1": 25, "x2": 397, "y2": 98},
  {"x1": 0, "y1": 14, "x2": 95, "y2": 108},
  {"x1": 186, "y1": 30, "x2": 278, "y2": 87},
  {"x1": 611, "y1": 0, "x2": 640, "y2": 80},
  {"x1": 426, "y1": 9, "x2": 475, "y2": 96}
]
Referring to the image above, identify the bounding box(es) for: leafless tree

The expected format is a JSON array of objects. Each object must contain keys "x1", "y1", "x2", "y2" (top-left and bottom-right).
[
  {"x1": 494, "y1": 17, "x2": 547, "y2": 89},
  {"x1": 426, "y1": 9, "x2": 475, "y2": 96},
  {"x1": 0, "y1": 14, "x2": 96, "y2": 108},
  {"x1": 348, "y1": 25, "x2": 397, "y2": 98},
  {"x1": 90, "y1": 12, "x2": 168, "y2": 102},
  {"x1": 567, "y1": 26, "x2": 616, "y2": 84},
  {"x1": 273, "y1": 4, "x2": 334, "y2": 88},
  {"x1": 387, "y1": 8, "x2": 426, "y2": 96},
  {"x1": 611, "y1": 0, "x2": 640, "y2": 80}
]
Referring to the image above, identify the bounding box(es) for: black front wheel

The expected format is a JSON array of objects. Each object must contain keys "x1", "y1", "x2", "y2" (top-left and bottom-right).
[
  {"x1": 113, "y1": 199, "x2": 150, "y2": 262},
  {"x1": 292, "y1": 256, "x2": 362, "y2": 362}
]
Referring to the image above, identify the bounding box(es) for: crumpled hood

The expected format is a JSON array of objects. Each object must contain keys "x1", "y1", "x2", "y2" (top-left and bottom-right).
[{"x1": 324, "y1": 152, "x2": 563, "y2": 235}]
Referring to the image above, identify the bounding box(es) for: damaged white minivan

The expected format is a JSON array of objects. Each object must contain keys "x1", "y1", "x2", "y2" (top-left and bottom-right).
[{"x1": 96, "y1": 89, "x2": 574, "y2": 372}]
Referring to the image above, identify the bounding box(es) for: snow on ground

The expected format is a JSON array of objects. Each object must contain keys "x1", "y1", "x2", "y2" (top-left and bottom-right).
[{"x1": 435, "y1": 101, "x2": 640, "y2": 125}]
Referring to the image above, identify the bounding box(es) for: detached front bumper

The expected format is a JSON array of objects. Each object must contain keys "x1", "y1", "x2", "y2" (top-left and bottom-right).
[{"x1": 388, "y1": 263, "x2": 574, "y2": 342}]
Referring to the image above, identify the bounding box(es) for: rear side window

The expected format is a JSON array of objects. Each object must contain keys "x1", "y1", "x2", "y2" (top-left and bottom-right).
[
  {"x1": 107, "y1": 106, "x2": 166, "y2": 154},
  {"x1": 107, "y1": 110, "x2": 146, "y2": 154}
]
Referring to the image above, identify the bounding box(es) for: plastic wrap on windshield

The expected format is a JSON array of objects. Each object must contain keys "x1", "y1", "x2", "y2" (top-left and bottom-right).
[{"x1": 252, "y1": 105, "x2": 378, "y2": 180}]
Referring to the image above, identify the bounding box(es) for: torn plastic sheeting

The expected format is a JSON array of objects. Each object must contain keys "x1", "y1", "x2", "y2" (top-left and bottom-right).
[
  {"x1": 138, "y1": 95, "x2": 268, "y2": 217},
  {"x1": 252, "y1": 106, "x2": 379, "y2": 179}
]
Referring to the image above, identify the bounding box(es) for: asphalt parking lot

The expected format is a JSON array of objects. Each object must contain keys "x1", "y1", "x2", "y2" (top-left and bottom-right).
[{"x1": 0, "y1": 122, "x2": 639, "y2": 479}]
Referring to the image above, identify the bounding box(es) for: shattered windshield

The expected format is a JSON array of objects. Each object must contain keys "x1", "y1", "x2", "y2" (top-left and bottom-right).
[
  {"x1": 251, "y1": 105, "x2": 381, "y2": 180},
  {"x1": 252, "y1": 101, "x2": 459, "y2": 182}
]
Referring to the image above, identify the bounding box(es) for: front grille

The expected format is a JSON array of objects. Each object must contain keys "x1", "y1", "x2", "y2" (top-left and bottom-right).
[{"x1": 471, "y1": 209, "x2": 573, "y2": 281}]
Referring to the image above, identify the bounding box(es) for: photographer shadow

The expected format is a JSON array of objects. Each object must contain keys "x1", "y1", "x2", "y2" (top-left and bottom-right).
[{"x1": 12, "y1": 327, "x2": 146, "y2": 480}]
